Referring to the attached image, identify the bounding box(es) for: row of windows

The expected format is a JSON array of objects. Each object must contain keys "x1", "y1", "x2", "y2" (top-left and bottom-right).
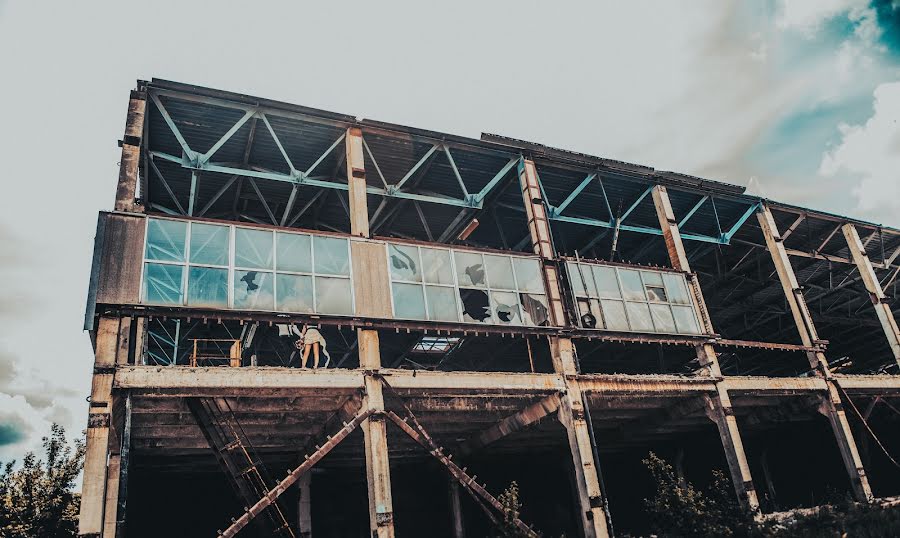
[
  {"x1": 566, "y1": 262, "x2": 702, "y2": 335},
  {"x1": 387, "y1": 244, "x2": 550, "y2": 326},
  {"x1": 142, "y1": 219, "x2": 353, "y2": 315},
  {"x1": 140, "y1": 218, "x2": 706, "y2": 336}
]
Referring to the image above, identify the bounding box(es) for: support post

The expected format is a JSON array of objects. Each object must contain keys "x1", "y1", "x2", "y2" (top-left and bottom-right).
[
  {"x1": 114, "y1": 89, "x2": 146, "y2": 213},
  {"x1": 297, "y1": 472, "x2": 312, "y2": 538},
  {"x1": 651, "y1": 185, "x2": 760, "y2": 512},
  {"x1": 347, "y1": 140, "x2": 395, "y2": 536},
  {"x1": 519, "y1": 158, "x2": 610, "y2": 538},
  {"x1": 449, "y1": 477, "x2": 465, "y2": 538},
  {"x1": 79, "y1": 317, "x2": 121, "y2": 536},
  {"x1": 842, "y1": 223, "x2": 900, "y2": 367},
  {"x1": 757, "y1": 204, "x2": 873, "y2": 502}
]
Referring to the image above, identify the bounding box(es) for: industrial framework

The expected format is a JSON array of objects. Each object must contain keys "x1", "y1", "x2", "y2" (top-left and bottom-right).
[{"x1": 79, "y1": 79, "x2": 900, "y2": 537}]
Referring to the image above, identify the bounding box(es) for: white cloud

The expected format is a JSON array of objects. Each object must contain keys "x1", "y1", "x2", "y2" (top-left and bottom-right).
[
  {"x1": 819, "y1": 82, "x2": 900, "y2": 224},
  {"x1": 776, "y1": 0, "x2": 868, "y2": 33}
]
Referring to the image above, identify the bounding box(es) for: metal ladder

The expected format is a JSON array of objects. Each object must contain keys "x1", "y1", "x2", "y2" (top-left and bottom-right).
[{"x1": 187, "y1": 397, "x2": 295, "y2": 537}]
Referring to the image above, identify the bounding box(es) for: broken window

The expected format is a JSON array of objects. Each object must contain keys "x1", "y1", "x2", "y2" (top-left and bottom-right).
[
  {"x1": 389, "y1": 244, "x2": 422, "y2": 282},
  {"x1": 455, "y1": 251, "x2": 487, "y2": 287},
  {"x1": 233, "y1": 270, "x2": 274, "y2": 310},
  {"x1": 567, "y1": 261, "x2": 703, "y2": 335},
  {"x1": 460, "y1": 288, "x2": 491, "y2": 322},
  {"x1": 314, "y1": 236, "x2": 350, "y2": 276}
]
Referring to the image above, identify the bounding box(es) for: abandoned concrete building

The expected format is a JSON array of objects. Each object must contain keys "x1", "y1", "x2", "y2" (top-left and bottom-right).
[{"x1": 79, "y1": 79, "x2": 900, "y2": 537}]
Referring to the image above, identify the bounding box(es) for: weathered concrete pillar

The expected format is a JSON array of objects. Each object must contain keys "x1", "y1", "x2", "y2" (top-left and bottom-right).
[
  {"x1": 114, "y1": 88, "x2": 146, "y2": 213},
  {"x1": 842, "y1": 223, "x2": 900, "y2": 367},
  {"x1": 651, "y1": 185, "x2": 760, "y2": 512},
  {"x1": 519, "y1": 158, "x2": 610, "y2": 538},
  {"x1": 757, "y1": 204, "x2": 873, "y2": 502},
  {"x1": 297, "y1": 472, "x2": 312, "y2": 537},
  {"x1": 346, "y1": 128, "x2": 396, "y2": 536},
  {"x1": 449, "y1": 476, "x2": 465, "y2": 538}
]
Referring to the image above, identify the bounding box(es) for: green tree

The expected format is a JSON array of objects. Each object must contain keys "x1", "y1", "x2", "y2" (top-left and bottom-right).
[{"x1": 0, "y1": 424, "x2": 85, "y2": 538}]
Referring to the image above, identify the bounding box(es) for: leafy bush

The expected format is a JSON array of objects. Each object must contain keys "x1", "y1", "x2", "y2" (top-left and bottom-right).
[{"x1": 0, "y1": 424, "x2": 84, "y2": 538}]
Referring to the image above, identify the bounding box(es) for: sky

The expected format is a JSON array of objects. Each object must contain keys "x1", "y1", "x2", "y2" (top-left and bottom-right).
[{"x1": 0, "y1": 0, "x2": 898, "y2": 464}]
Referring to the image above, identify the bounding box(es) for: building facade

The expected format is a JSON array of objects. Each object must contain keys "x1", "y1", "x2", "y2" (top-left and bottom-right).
[{"x1": 79, "y1": 79, "x2": 900, "y2": 537}]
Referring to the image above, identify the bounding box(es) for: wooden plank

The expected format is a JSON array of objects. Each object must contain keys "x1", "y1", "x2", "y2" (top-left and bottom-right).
[{"x1": 96, "y1": 214, "x2": 145, "y2": 305}]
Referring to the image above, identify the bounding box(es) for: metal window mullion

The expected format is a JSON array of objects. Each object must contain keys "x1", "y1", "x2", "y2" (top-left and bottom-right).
[
  {"x1": 417, "y1": 246, "x2": 431, "y2": 322},
  {"x1": 228, "y1": 225, "x2": 235, "y2": 309},
  {"x1": 614, "y1": 268, "x2": 635, "y2": 331}
]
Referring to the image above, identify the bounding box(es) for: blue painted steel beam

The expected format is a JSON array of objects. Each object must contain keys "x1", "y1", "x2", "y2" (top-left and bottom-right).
[
  {"x1": 260, "y1": 113, "x2": 297, "y2": 174},
  {"x1": 443, "y1": 145, "x2": 469, "y2": 197},
  {"x1": 678, "y1": 195, "x2": 708, "y2": 229},
  {"x1": 619, "y1": 185, "x2": 654, "y2": 223},
  {"x1": 474, "y1": 157, "x2": 520, "y2": 203},
  {"x1": 149, "y1": 93, "x2": 197, "y2": 160},
  {"x1": 552, "y1": 173, "x2": 596, "y2": 217},
  {"x1": 306, "y1": 133, "x2": 346, "y2": 176},
  {"x1": 198, "y1": 108, "x2": 256, "y2": 165},
  {"x1": 722, "y1": 202, "x2": 761, "y2": 243},
  {"x1": 549, "y1": 214, "x2": 725, "y2": 244},
  {"x1": 394, "y1": 145, "x2": 439, "y2": 191}
]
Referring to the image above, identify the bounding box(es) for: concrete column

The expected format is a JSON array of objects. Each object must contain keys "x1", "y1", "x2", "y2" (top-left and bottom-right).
[
  {"x1": 297, "y1": 472, "x2": 312, "y2": 537},
  {"x1": 346, "y1": 127, "x2": 369, "y2": 238},
  {"x1": 757, "y1": 204, "x2": 873, "y2": 502},
  {"x1": 651, "y1": 185, "x2": 760, "y2": 512},
  {"x1": 518, "y1": 158, "x2": 610, "y2": 537},
  {"x1": 359, "y1": 330, "x2": 395, "y2": 536},
  {"x1": 114, "y1": 89, "x2": 146, "y2": 213},
  {"x1": 80, "y1": 317, "x2": 119, "y2": 537},
  {"x1": 842, "y1": 223, "x2": 900, "y2": 367}
]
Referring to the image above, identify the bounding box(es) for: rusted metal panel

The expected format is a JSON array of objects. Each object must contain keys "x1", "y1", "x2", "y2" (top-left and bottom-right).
[{"x1": 96, "y1": 213, "x2": 145, "y2": 306}]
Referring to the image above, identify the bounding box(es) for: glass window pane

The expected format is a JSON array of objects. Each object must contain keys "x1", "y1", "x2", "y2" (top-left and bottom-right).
[
  {"x1": 388, "y1": 244, "x2": 422, "y2": 282},
  {"x1": 145, "y1": 219, "x2": 186, "y2": 262},
  {"x1": 189, "y1": 223, "x2": 229, "y2": 266},
  {"x1": 426, "y1": 286, "x2": 459, "y2": 322},
  {"x1": 392, "y1": 283, "x2": 426, "y2": 320},
  {"x1": 421, "y1": 248, "x2": 454, "y2": 285},
  {"x1": 314, "y1": 236, "x2": 350, "y2": 276},
  {"x1": 485, "y1": 255, "x2": 516, "y2": 290},
  {"x1": 143, "y1": 263, "x2": 183, "y2": 304},
  {"x1": 672, "y1": 305, "x2": 702, "y2": 334},
  {"x1": 187, "y1": 267, "x2": 228, "y2": 307},
  {"x1": 233, "y1": 270, "x2": 274, "y2": 310},
  {"x1": 455, "y1": 251, "x2": 486, "y2": 287},
  {"x1": 277, "y1": 233, "x2": 312, "y2": 273},
  {"x1": 459, "y1": 288, "x2": 491, "y2": 323},
  {"x1": 592, "y1": 266, "x2": 621, "y2": 298},
  {"x1": 513, "y1": 258, "x2": 544, "y2": 293},
  {"x1": 568, "y1": 263, "x2": 596, "y2": 297},
  {"x1": 663, "y1": 273, "x2": 692, "y2": 305},
  {"x1": 641, "y1": 270, "x2": 664, "y2": 287},
  {"x1": 646, "y1": 286, "x2": 668, "y2": 302},
  {"x1": 491, "y1": 291, "x2": 522, "y2": 325},
  {"x1": 600, "y1": 300, "x2": 629, "y2": 331},
  {"x1": 315, "y1": 276, "x2": 352, "y2": 315},
  {"x1": 520, "y1": 293, "x2": 550, "y2": 326},
  {"x1": 618, "y1": 269, "x2": 645, "y2": 301},
  {"x1": 276, "y1": 274, "x2": 314, "y2": 313},
  {"x1": 625, "y1": 302, "x2": 654, "y2": 331},
  {"x1": 649, "y1": 304, "x2": 677, "y2": 333},
  {"x1": 235, "y1": 228, "x2": 273, "y2": 269}
]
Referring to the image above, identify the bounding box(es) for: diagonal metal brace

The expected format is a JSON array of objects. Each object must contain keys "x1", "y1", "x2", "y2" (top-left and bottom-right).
[{"x1": 218, "y1": 407, "x2": 374, "y2": 538}]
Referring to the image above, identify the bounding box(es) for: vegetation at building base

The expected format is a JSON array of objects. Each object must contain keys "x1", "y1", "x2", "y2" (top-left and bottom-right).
[
  {"x1": 0, "y1": 424, "x2": 84, "y2": 538},
  {"x1": 634, "y1": 451, "x2": 900, "y2": 538}
]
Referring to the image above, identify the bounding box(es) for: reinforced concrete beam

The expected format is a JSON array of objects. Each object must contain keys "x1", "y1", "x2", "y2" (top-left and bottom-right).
[{"x1": 459, "y1": 393, "x2": 561, "y2": 455}]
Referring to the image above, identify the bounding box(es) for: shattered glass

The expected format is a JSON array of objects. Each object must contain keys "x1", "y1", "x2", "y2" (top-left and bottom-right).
[
  {"x1": 233, "y1": 270, "x2": 274, "y2": 309},
  {"x1": 492, "y1": 291, "x2": 521, "y2": 324},
  {"x1": 520, "y1": 293, "x2": 550, "y2": 326},
  {"x1": 235, "y1": 228, "x2": 273, "y2": 269},
  {"x1": 187, "y1": 266, "x2": 228, "y2": 307},
  {"x1": 455, "y1": 252, "x2": 487, "y2": 287},
  {"x1": 389, "y1": 244, "x2": 421, "y2": 282},
  {"x1": 145, "y1": 219, "x2": 186, "y2": 262},
  {"x1": 276, "y1": 232, "x2": 312, "y2": 273},
  {"x1": 459, "y1": 288, "x2": 491, "y2": 322},
  {"x1": 276, "y1": 274, "x2": 314, "y2": 313}
]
